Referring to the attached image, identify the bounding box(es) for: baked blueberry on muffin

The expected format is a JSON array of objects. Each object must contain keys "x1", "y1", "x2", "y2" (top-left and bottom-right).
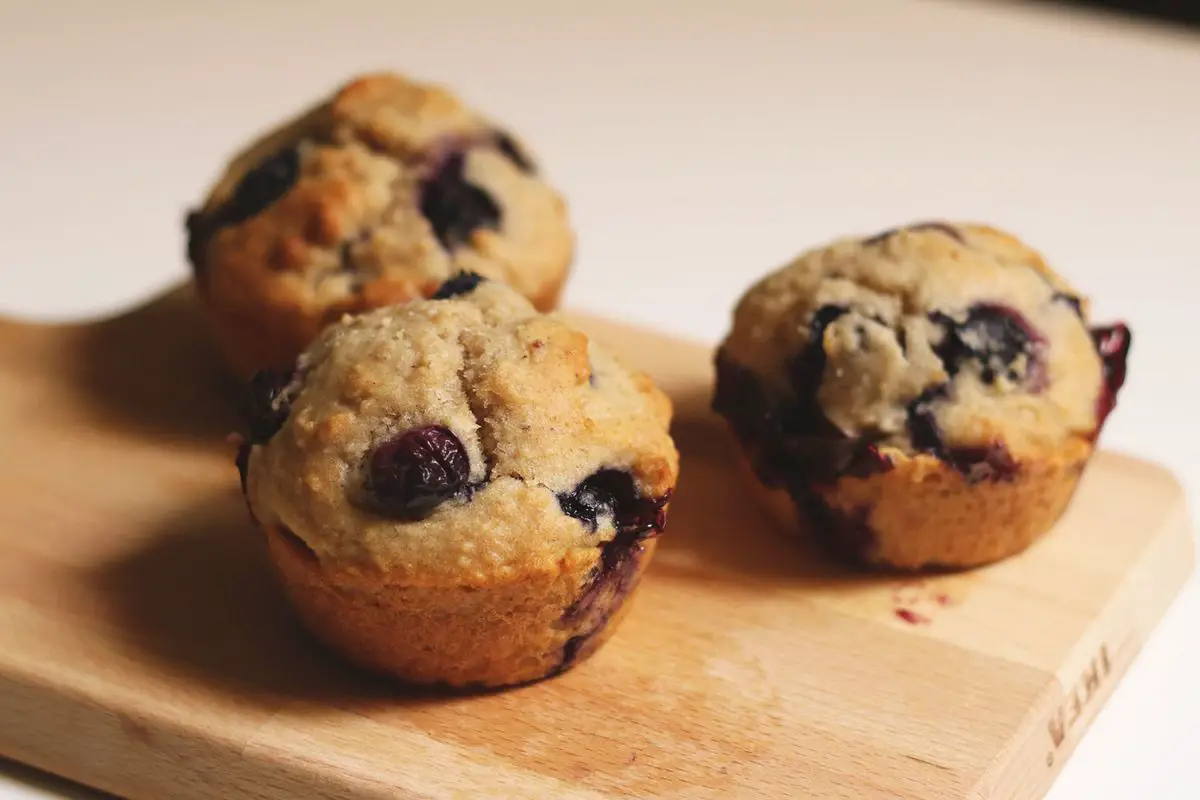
[
  {"x1": 712, "y1": 222, "x2": 1131, "y2": 570},
  {"x1": 186, "y1": 72, "x2": 574, "y2": 378},
  {"x1": 237, "y1": 275, "x2": 678, "y2": 688}
]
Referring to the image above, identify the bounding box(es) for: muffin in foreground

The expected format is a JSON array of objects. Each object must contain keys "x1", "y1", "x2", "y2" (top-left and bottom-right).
[
  {"x1": 186, "y1": 71, "x2": 575, "y2": 378},
  {"x1": 713, "y1": 222, "x2": 1131, "y2": 571},
  {"x1": 237, "y1": 275, "x2": 678, "y2": 688}
]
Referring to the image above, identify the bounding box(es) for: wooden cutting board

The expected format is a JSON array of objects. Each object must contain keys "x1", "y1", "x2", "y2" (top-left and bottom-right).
[{"x1": 0, "y1": 285, "x2": 1192, "y2": 800}]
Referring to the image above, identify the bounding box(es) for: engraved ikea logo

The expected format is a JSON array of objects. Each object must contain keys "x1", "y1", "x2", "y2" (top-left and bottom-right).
[{"x1": 1049, "y1": 644, "x2": 1112, "y2": 750}]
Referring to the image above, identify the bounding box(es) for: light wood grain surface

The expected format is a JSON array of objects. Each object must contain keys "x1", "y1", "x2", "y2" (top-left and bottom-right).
[{"x1": 0, "y1": 287, "x2": 1192, "y2": 799}]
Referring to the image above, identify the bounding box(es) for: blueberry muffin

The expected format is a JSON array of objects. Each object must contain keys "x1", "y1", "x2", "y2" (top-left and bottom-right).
[
  {"x1": 713, "y1": 222, "x2": 1131, "y2": 571},
  {"x1": 186, "y1": 72, "x2": 575, "y2": 378},
  {"x1": 237, "y1": 275, "x2": 678, "y2": 688}
]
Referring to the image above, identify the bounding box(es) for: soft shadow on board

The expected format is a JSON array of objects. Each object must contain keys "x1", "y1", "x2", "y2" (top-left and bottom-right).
[
  {"x1": 88, "y1": 488, "x2": 660, "y2": 711},
  {"x1": 65, "y1": 284, "x2": 243, "y2": 444},
  {"x1": 90, "y1": 488, "x2": 409, "y2": 711},
  {"x1": 85, "y1": 487, "x2": 795, "y2": 793}
]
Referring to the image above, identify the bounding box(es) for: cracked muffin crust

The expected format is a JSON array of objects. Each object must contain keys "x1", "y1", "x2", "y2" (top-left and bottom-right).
[
  {"x1": 713, "y1": 222, "x2": 1131, "y2": 570},
  {"x1": 238, "y1": 276, "x2": 678, "y2": 687},
  {"x1": 186, "y1": 72, "x2": 575, "y2": 378}
]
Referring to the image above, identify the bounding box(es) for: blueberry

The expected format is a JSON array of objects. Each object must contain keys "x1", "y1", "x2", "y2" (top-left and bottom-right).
[
  {"x1": 186, "y1": 147, "x2": 301, "y2": 273},
  {"x1": 222, "y1": 148, "x2": 302, "y2": 226},
  {"x1": 367, "y1": 425, "x2": 471, "y2": 520},
  {"x1": 906, "y1": 385, "x2": 947, "y2": 456},
  {"x1": 557, "y1": 532, "x2": 650, "y2": 671},
  {"x1": 930, "y1": 303, "x2": 1044, "y2": 385},
  {"x1": 419, "y1": 153, "x2": 501, "y2": 250},
  {"x1": 713, "y1": 351, "x2": 892, "y2": 493},
  {"x1": 557, "y1": 469, "x2": 668, "y2": 536},
  {"x1": 712, "y1": 350, "x2": 777, "y2": 448},
  {"x1": 864, "y1": 222, "x2": 964, "y2": 246},
  {"x1": 555, "y1": 470, "x2": 669, "y2": 673},
  {"x1": 789, "y1": 305, "x2": 848, "y2": 395},
  {"x1": 946, "y1": 443, "x2": 1020, "y2": 483},
  {"x1": 244, "y1": 368, "x2": 301, "y2": 445},
  {"x1": 906, "y1": 386, "x2": 1019, "y2": 483},
  {"x1": 494, "y1": 132, "x2": 535, "y2": 173},
  {"x1": 1090, "y1": 323, "x2": 1132, "y2": 434},
  {"x1": 432, "y1": 272, "x2": 486, "y2": 300},
  {"x1": 237, "y1": 367, "x2": 303, "y2": 522},
  {"x1": 559, "y1": 635, "x2": 587, "y2": 670}
]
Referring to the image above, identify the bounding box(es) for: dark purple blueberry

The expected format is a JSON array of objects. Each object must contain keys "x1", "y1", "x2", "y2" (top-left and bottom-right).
[
  {"x1": 557, "y1": 469, "x2": 669, "y2": 536},
  {"x1": 712, "y1": 305, "x2": 907, "y2": 545},
  {"x1": 906, "y1": 385, "x2": 947, "y2": 456},
  {"x1": 864, "y1": 222, "x2": 964, "y2": 246},
  {"x1": 367, "y1": 425, "x2": 472, "y2": 520},
  {"x1": 555, "y1": 481, "x2": 667, "y2": 672},
  {"x1": 712, "y1": 350, "x2": 778, "y2": 450},
  {"x1": 557, "y1": 532, "x2": 652, "y2": 671},
  {"x1": 789, "y1": 305, "x2": 848, "y2": 394},
  {"x1": 244, "y1": 368, "x2": 300, "y2": 445},
  {"x1": 906, "y1": 386, "x2": 1019, "y2": 483},
  {"x1": 930, "y1": 303, "x2": 1045, "y2": 385},
  {"x1": 773, "y1": 421, "x2": 892, "y2": 485},
  {"x1": 432, "y1": 272, "x2": 486, "y2": 300},
  {"x1": 1053, "y1": 292, "x2": 1084, "y2": 318},
  {"x1": 785, "y1": 306, "x2": 894, "y2": 481},
  {"x1": 494, "y1": 132, "x2": 535, "y2": 173},
  {"x1": 185, "y1": 148, "x2": 301, "y2": 274},
  {"x1": 222, "y1": 148, "x2": 301, "y2": 226},
  {"x1": 712, "y1": 350, "x2": 892, "y2": 492},
  {"x1": 1090, "y1": 323, "x2": 1132, "y2": 434},
  {"x1": 944, "y1": 442, "x2": 1020, "y2": 483},
  {"x1": 237, "y1": 368, "x2": 303, "y2": 523},
  {"x1": 559, "y1": 635, "x2": 587, "y2": 670},
  {"x1": 419, "y1": 153, "x2": 501, "y2": 250}
]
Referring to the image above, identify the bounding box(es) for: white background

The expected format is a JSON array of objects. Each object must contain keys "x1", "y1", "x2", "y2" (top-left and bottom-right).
[{"x1": 0, "y1": 0, "x2": 1197, "y2": 797}]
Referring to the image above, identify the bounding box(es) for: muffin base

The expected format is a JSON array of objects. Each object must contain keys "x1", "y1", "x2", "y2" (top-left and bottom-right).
[
  {"x1": 263, "y1": 522, "x2": 653, "y2": 688},
  {"x1": 734, "y1": 439, "x2": 1093, "y2": 571}
]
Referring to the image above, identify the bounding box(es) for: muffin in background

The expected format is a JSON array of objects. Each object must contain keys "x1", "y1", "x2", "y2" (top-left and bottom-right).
[
  {"x1": 186, "y1": 72, "x2": 574, "y2": 378},
  {"x1": 712, "y1": 221, "x2": 1131, "y2": 571}
]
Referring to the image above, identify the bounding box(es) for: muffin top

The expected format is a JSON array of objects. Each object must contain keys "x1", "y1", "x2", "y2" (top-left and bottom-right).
[
  {"x1": 716, "y1": 222, "x2": 1129, "y2": 470},
  {"x1": 240, "y1": 277, "x2": 678, "y2": 585},
  {"x1": 186, "y1": 72, "x2": 574, "y2": 370}
]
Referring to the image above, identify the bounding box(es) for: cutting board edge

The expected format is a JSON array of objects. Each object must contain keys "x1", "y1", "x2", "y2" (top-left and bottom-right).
[
  {"x1": 970, "y1": 495, "x2": 1195, "y2": 800},
  {"x1": 0, "y1": 644, "x2": 425, "y2": 800}
]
